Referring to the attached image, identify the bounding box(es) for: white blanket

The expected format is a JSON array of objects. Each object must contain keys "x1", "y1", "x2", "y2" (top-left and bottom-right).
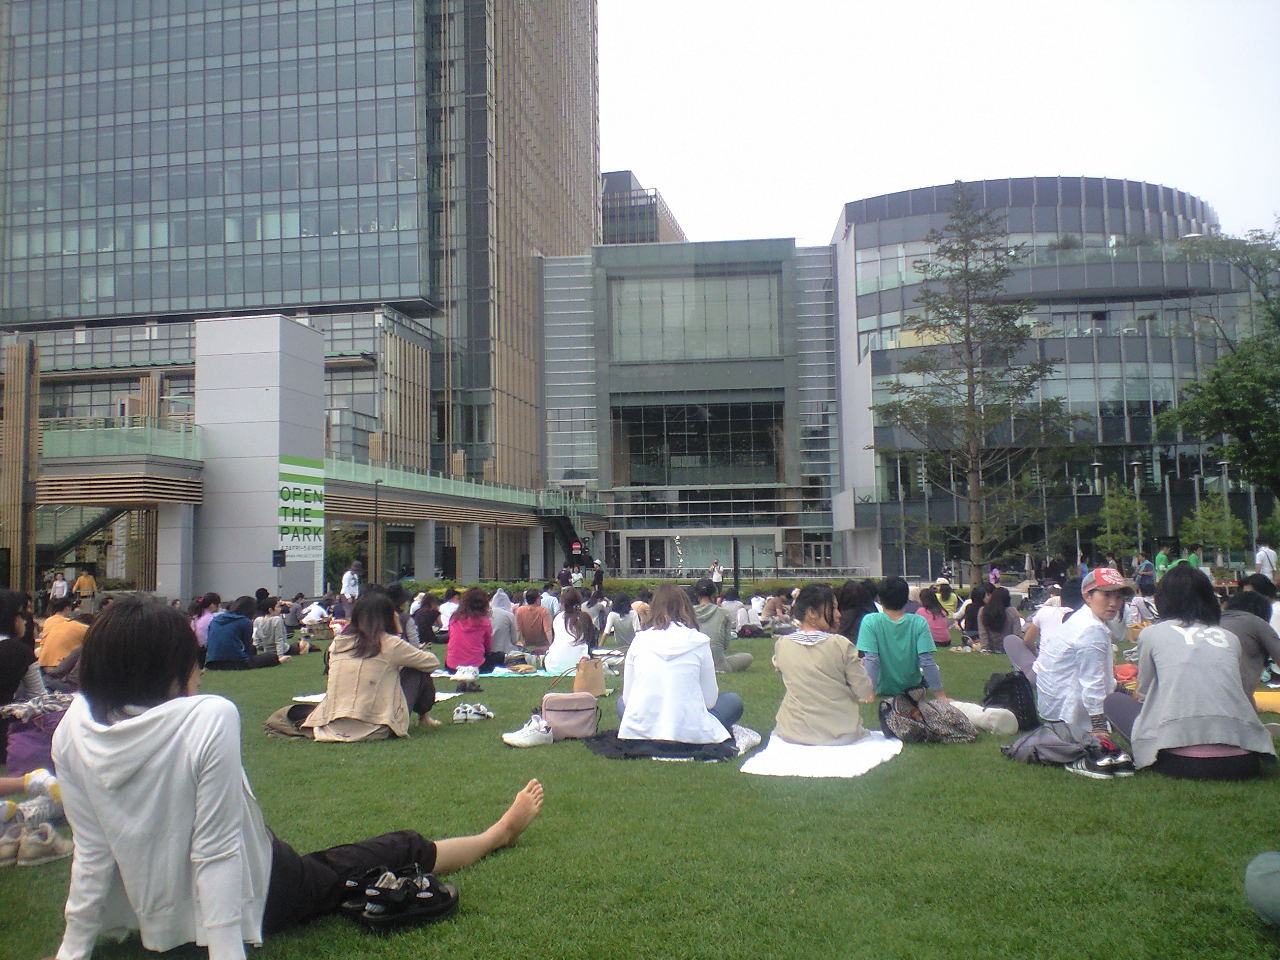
[{"x1": 740, "y1": 731, "x2": 903, "y2": 778}]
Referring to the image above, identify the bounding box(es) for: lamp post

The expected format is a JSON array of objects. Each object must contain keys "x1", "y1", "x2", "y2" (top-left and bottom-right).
[
  {"x1": 1130, "y1": 458, "x2": 1144, "y2": 559},
  {"x1": 1091, "y1": 460, "x2": 1105, "y2": 562},
  {"x1": 372, "y1": 478, "x2": 382, "y2": 583},
  {"x1": 1069, "y1": 463, "x2": 1081, "y2": 568},
  {"x1": 1217, "y1": 460, "x2": 1230, "y2": 568}
]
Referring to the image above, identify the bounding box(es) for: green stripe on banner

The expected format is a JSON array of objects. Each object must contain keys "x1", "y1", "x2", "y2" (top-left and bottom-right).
[
  {"x1": 279, "y1": 508, "x2": 325, "y2": 518},
  {"x1": 280, "y1": 455, "x2": 324, "y2": 469},
  {"x1": 278, "y1": 472, "x2": 325, "y2": 485}
]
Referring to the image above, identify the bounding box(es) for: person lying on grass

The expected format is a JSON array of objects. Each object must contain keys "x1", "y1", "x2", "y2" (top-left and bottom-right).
[{"x1": 43, "y1": 595, "x2": 544, "y2": 960}]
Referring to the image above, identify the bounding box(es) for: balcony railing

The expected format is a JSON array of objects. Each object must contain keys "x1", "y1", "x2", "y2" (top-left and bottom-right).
[{"x1": 40, "y1": 416, "x2": 203, "y2": 461}]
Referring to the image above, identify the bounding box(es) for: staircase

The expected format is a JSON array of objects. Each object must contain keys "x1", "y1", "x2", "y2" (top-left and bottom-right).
[{"x1": 35, "y1": 504, "x2": 129, "y2": 569}]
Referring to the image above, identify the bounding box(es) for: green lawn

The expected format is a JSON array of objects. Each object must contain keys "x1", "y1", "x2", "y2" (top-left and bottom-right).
[{"x1": 5, "y1": 638, "x2": 1280, "y2": 960}]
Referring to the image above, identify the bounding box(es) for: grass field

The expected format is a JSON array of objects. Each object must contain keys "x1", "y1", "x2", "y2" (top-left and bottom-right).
[{"x1": 4, "y1": 635, "x2": 1280, "y2": 960}]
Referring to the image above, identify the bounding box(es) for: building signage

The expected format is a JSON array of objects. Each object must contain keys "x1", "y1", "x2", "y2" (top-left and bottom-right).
[{"x1": 278, "y1": 456, "x2": 325, "y2": 562}]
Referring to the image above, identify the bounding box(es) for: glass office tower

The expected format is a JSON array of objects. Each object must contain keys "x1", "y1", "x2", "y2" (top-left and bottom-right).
[
  {"x1": 831, "y1": 177, "x2": 1267, "y2": 577},
  {"x1": 0, "y1": 0, "x2": 599, "y2": 486}
]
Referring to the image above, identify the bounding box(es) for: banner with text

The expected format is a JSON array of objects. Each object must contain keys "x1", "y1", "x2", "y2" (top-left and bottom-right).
[{"x1": 278, "y1": 456, "x2": 325, "y2": 563}]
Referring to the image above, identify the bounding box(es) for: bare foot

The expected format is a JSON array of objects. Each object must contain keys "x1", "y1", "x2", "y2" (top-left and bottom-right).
[
  {"x1": 419, "y1": 714, "x2": 443, "y2": 728},
  {"x1": 279, "y1": 655, "x2": 292, "y2": 663},
  {"x1": 493, "y1": 779, "x2": 544, "y2": 847}
]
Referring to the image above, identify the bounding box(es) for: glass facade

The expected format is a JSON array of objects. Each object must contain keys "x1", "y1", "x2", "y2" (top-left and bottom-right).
[
  {"x1": 1, "y1": 0, "x2": 429, "y2": 324},
  {"x1": 834, "y1": 177, "x2": 1267, "y2": 577},
  {"x1": 609, "y1": 273, "x2": 780, "y2": 361},
  {"x1": 545, "y1": 239, "x2": 843, "y2": 573}
]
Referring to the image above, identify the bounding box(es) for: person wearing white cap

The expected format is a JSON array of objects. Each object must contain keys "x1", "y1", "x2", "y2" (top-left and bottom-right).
[
  {"x1": 1033, "y1": 567, "x2": 1135, "y2": 778},
  {"x1": 933, "y1": 578, "x2": 958, "y2": 617}
]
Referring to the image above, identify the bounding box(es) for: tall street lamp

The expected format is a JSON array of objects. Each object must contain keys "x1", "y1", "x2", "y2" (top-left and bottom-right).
[
  {"x1": 373, "y1": 478, "x2": 382, "y2": 582},
  {"x1": 1130, "y1": 458, "x2": 1144, "y2": 559},
  {"x1": 1091, "y1": 460, "x2": 1105, "y2": 562},
  {"x1": 1217, "y1": 460, "x2": 1230, "y2": 568}
]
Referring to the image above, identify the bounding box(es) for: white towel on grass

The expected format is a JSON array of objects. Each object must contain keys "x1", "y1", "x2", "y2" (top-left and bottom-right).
[{"x1": 740, "y1": 731, "x2": 903, "y2": 778}]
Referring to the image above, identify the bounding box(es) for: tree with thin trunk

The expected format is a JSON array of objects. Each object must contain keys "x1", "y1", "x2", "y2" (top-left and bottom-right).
[{"x1": 872, "y1": 183, "x2": 1074, "y2": 585}]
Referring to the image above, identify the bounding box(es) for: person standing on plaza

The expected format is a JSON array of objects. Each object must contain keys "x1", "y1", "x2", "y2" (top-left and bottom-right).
[
  {"x1": 1154, "y1": 543, "x2": 1171, "y2": 580},
  {"x1": 1133, "y1": 551, "x2": 1156, "y2": 594},
  {"x1": 71, "y1": 569, "x2": 97, "y2": 613},
  {"x1": 708, "y1": 559, "x2": 724, "y2": 595},
  {"x1": 591, "y1": 559, "x2": 605, "y2": 593},
  {"x1": 1257, "y1": 539, "x2": 1279, "y2": 584},
  {"x1": 48, "y1": 572, "x2": 69, "y2": 605},
  {"x1": 340, "y1": 560, "x2": 363, "y2": 607},
  {"x1": 557, "y1": 565, "x2": 572, "y2": 589}
]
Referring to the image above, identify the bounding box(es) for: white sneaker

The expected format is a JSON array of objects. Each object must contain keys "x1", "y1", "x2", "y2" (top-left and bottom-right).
[
  {"x1": 452, "y1": 703, "x2": 476, "y2": 724},
  {"x1": 17, "y1": 822, "x2": 74, "y2": 866},
  {"x1": 0, "y1": 822, "x2": 22, "y2": 867},
  {"x1": 502, "y1": 714, "x2": 554, "y2": 748},
  {"x1": 17, "y1": 795, "x2": 59, "y2": 825},
  {"x1": 24, "y1": 768, "x2": 61, "y2": 804}
]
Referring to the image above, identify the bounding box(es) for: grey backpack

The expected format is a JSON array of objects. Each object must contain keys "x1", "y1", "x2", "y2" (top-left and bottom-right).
[{"x1": 1001, "y1": 724, "x2": 1085, "y2": 765}]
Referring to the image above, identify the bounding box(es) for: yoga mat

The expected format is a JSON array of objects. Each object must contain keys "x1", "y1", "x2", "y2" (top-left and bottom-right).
[{"x1": 740, "y1": 731, "x2": 903, "y2": 778}]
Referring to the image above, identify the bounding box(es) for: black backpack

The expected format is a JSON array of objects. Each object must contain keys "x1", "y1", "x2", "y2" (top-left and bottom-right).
[{"x1": 982, "y1": 671, "x2": 1039, "y2": 731}]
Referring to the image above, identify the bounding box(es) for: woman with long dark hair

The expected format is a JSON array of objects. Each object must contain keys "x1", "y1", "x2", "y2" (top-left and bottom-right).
[
  {"x1": 1103, "y1": 564, "x2": 1274, "y2": 780},
  {"x1": 978, "y1": 586, "x2": 1021, "y2": 654},
  {"x1": 206, "y1": 596, "x2": 286, "y2": 670},
  {"x1": 954, "y1": 583, "x2": 987, "y2": 652},
  {"x1": 835, "y1": 580, "x2": 876, "y2": 643},
  {"x1": 446, "y1": 587, "x2": 498, "y2": 687},
  {"x1": 48, "y1": 595, "x2": 543, "y2": 955},
  {"x1": 544, "y1": 587, "x2": 596, "y2": 675},
  {"x1": 304, "y1": 591, "x2": 441, "y2": 740},
  {"x1": 917, "y1": 587, "x2": 953, "y2": 648}
]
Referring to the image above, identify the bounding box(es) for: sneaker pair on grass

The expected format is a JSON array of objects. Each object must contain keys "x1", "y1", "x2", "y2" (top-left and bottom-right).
[
  {"x1": 452, "y1": 703, "x2": 494, "y2": 724},
  {"x1": 502, "y1": 713, "x2": 553, "y2": 748},
  {"x1": 340, "y1": 863, "x2": 458, "y2": 931},
  {"x1": 1067, "y1": 736, "x2": 1136, "y2": 780},
  {"x1": 2, "y1": 768, "x2": 64, "y2": 828},
  {"x1": 0, "y1": 822, "x2": 74, "y2": 867}
]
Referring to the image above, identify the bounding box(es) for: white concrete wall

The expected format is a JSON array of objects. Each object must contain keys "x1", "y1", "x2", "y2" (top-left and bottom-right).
[
  {"x1": 155, "y1": 503, "x2": 195, "y2": 602},
  {"x1": 193, "y1": 314, "x2": 325, "y2": 599}
]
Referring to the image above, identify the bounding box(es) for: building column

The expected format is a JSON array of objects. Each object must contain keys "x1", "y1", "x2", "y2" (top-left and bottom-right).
[
  {"x1": 155, "y1": 503, "x2": 195, "y2": 602},
  {"x1": 527, "y1": 525, "x2": 545, "y2": 582},
  {"x1": 459, "y1": 523, "x2": 480, "y2": 585},
  {"x1": 414, "y1": 520, "x2": 437, "y2": 581}
]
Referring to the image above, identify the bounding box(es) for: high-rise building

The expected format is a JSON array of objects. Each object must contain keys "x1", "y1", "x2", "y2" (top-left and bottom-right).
[
  {"x1": 543, "y1": 239, "x2": 839, "y2": 575},
  {"x1": 601, "y1": 170, "x2": 687, "y2": 245},
  {"x1": 831, "y1": 177, "x2": 1268, "y2": 577},
  {"x1": 0, "y1": 0, "x2": 600, "y2": 589}
]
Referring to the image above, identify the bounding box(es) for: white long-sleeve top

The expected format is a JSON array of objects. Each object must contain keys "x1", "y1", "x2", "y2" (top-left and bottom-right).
[
  {"x1": 619, "y1": 623, "x2": 727, "y2": 743},
  {"x1": 53, "y1": 694, "x2": 273, "y2": 960},
  {"x1": 1033, "y1": 605, "x2": 1114, "y2": 739}
]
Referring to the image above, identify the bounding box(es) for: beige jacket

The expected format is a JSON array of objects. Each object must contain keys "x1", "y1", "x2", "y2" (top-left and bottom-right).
[
  {"x1": 772, "y1": 630, "x2": 873, "y2": 746},
  {"x1": 302, "y1": 632, "x2": 439, "y2": 738}
]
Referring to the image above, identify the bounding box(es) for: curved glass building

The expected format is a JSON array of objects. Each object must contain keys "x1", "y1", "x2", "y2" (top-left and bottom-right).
[{"x1": 831, "y1": 177, "x2": 1267, "y2": 577}]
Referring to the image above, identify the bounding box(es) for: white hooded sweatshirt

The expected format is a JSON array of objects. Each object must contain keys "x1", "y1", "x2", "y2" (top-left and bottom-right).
[
  {"x1": 52, "y1": 694, "x2": 273, "y2": 960},
  {"x1": 619, "y1": 623, "x2": 728, "y2": 743}
]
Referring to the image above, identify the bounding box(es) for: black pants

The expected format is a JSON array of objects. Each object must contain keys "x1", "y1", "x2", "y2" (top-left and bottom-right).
[
  {"x1": 399, "y1": 669, "x2": 437, "y2": 717},
  {"x1": 262, "y1": 829, "x2": 438, "y2": 934},
  {"x1": 478, "y1": 651, "x2": 507, "y2": 674},
  {"x1": 1104, "y1": 691, "x2": 1261, "y2": 780}
]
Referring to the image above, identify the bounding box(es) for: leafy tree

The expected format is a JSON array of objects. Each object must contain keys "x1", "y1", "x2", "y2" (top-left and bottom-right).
[
  {"x1": 871, "y1": 182, "x2": 1074, "y2": 585},
  {"x1": 1091, "y1": 481, "x2": 1154, "y2": 559},
  {"x1": 1179, "y1": 496, "x2": 1246, "y2": 562},
  {"x1": 1166, "y1": 224, "x2": 1280, "y2": 498}
]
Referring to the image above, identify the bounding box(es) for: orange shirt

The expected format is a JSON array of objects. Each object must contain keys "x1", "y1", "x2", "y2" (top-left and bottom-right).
[{"x1": 38, "y1": 613, "x2": 89, "y2": 668}]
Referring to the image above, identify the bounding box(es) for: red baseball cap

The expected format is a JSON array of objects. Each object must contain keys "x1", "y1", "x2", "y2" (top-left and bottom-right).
[{"x1": 1082, "y1": 567, "x2": 1129, "y2": 594}]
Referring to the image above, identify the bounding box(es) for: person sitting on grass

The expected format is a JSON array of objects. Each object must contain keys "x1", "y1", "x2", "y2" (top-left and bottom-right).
[
  {"x1": 543, "y1": 587, "x2": 595, "y2": 676},
  {"x1": 206, "y1": 596, "x2": 289, "y2": 670},
  {"x1": 772, "y1": 583, "x2": 873, "y2": 745},
  {"x1": 1221, "y1": 590, "x2": 1280, "y2": 696},
  {"x1": 953, "y1": 583, "x2": 987, "y2": 652},
  {"x1": 834, "y1": 579, "x2": 877, "y2": 644},
  {"x1": 692, "y1": 578, "x2": 753, "y2": 673},
  {"x1": 253, "y1": 597, "x2": 310, "y2": 658},
  {"x1": 514, "y1": 588, "x2": 553, "y2": 656},
  {"x1": 304, "y1": 591, "x2": 442, "y2": 740},
  {"x1": 617, "y1": 583, "x2": 743, "y2": 744},
  {"x1": 1027, "y1": 568, "x2": 1135, "y2": 779},
  {"x1": 856, "y1": 577, "x2": 949, "y2": 702},
  {"x1": 445, "y1": 587, "x2": 497, "y2": 688},
  {"x1": 916, "y1": 587, "x2": 953, "y2": 649},
  {"x1": 761, "y1": 588, "x2": 792, "y2": 628},
  {"x1": 1102, "y1": 564, "x2": 1274, "y2": 781},
  {"x1": 43, "y1": 595, "x2": 543, "y2": 960},
  {"x1": 978, "y1": 586, "x2": 1021, "y2": 654}
]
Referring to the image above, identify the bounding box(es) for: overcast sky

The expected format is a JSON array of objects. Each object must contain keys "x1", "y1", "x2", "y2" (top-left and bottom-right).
[{"x1": 598, "y1": 0, "x2": 1280, "y2": 246}]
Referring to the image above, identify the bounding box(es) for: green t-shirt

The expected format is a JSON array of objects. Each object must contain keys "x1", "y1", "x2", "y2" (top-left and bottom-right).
[
  {"x1": 1186, "y1": 552, "x2": 1200, "y2": 569},
  {"x1": 1154, "y1": 551, "x2": 1169, "y2": 577},
  {"x1": 856, "y1": 611, "x2": 934, "y2": 695}
]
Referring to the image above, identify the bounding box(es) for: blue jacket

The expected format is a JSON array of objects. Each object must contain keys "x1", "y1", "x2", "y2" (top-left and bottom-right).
[{"x1": 205, "y1": 612, "x2": 253, "y2": 663}]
